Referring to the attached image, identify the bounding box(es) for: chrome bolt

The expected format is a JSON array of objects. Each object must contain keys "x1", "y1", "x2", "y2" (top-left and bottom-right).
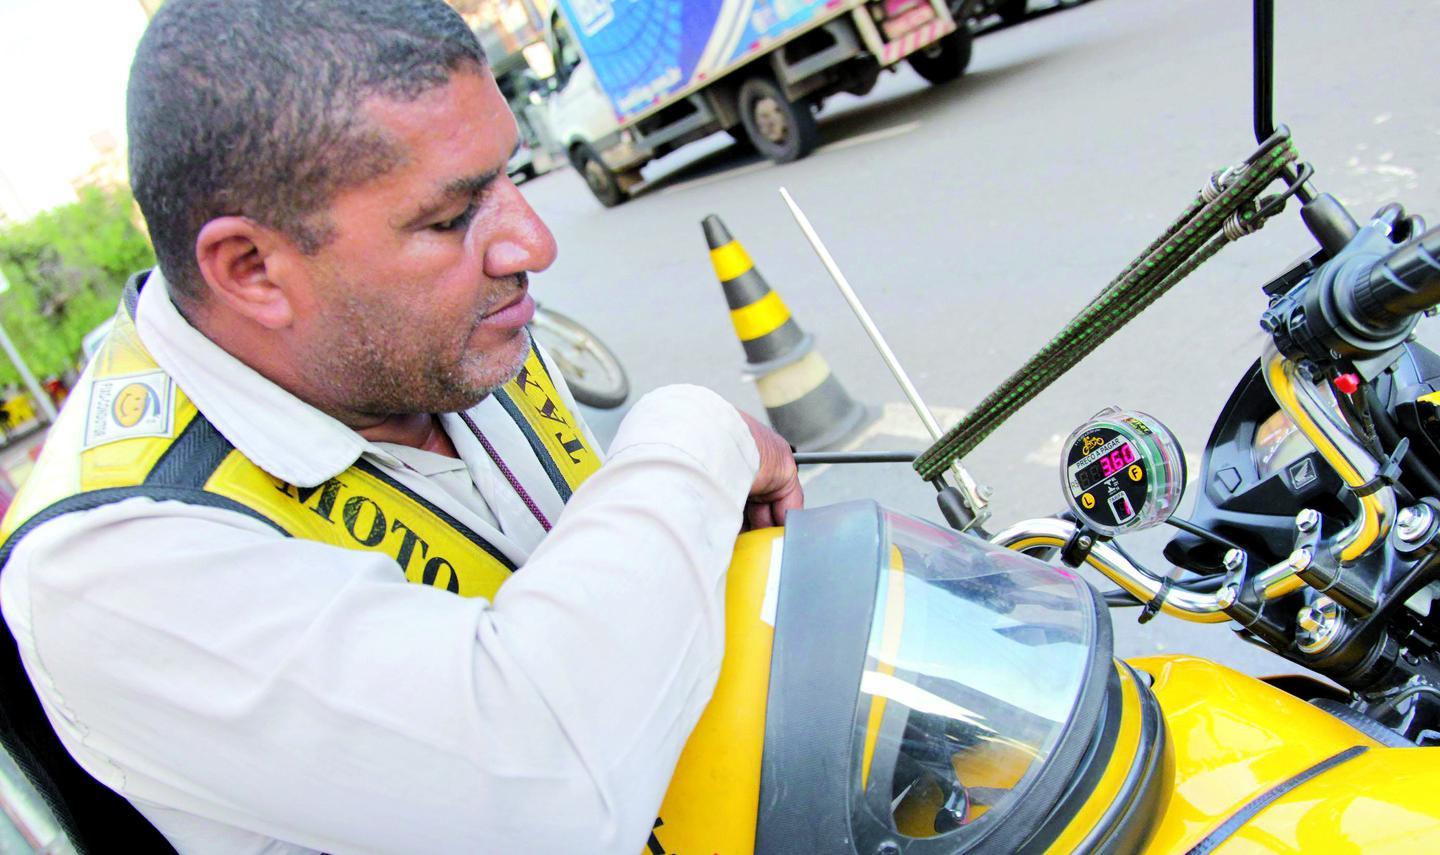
[
  {"x1": 1222, "y1": 549, "x2": 1246, "y2": 573},
  {"x1": 1297, "y1": 596, "x2": 1342, "y2": 655},
  {"x1": 1217, "y1": 584, "x2": 1240, "y2": 609},
  {"x1": 1397, "y1": 505, "x2": 1434, "y2": 544},
  {"x1": 1290, "y1": 546, "x2": 1314, "y2": 571},
  {"x1": 1295, "y1": 508, "x2": 1321, "y2": 533}
]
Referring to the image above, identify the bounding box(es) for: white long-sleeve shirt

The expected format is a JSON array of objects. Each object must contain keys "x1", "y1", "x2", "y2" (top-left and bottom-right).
[{"x1": 0, "y1": 273, "x2": 759, "y2": 854}]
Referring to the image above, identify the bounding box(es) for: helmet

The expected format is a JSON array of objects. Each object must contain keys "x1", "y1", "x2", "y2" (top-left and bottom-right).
[{"x1": 653, "y1": 501, "x2": 1168, "y2": 854}]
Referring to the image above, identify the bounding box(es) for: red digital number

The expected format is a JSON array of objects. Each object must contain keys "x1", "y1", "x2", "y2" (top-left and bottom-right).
[{"x1": 1099, "y1": 444, "x2": 1135, "y2": 479}]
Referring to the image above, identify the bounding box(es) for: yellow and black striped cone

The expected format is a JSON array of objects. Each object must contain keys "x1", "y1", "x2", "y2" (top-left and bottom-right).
[{"x1": 703, "y1": 214, "x2": 868, "y2": 451}]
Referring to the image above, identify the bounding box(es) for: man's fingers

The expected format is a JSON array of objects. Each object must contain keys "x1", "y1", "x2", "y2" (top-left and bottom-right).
[
  {"x1": 745, "y1": 502, "x2": 774, "y2": 531},
  {"x1": 768, "y1": 482, "x2": 804, "y2": 525},
  {"x1": 737, "y1": 411, "x2": 805, "y2": 528}
]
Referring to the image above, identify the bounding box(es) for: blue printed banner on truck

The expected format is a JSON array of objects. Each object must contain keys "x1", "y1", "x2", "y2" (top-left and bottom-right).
[{"x1": 556, "y1": 0, "x2": 833, "y2": 122}]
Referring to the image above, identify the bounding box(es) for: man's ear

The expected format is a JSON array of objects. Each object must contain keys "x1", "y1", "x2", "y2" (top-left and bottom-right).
[{"x1": 194, "y1": 217, "x2": 299, "y2": 329}]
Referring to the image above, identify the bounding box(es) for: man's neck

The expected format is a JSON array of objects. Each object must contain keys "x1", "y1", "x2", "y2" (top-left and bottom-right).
[
  {"x1": 182, "y1": 293, "x2": 462, "y2": 459},
  {"x1": 356, "y1": 413, "x2": 460, "y2": 458}
]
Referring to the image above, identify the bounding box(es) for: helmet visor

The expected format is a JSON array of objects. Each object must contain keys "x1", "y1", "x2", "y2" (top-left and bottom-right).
[{"x1": 852, "y1": 512, "x2": 1099, "y2": 840}]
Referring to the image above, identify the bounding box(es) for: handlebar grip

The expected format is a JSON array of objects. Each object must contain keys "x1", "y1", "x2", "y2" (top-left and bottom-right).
[{"x1": 1350, "y1": 225, "x2": 1440, "y2": 327}]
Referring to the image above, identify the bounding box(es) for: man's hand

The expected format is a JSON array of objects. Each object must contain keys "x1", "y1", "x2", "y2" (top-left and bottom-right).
[{"x1": 739, "y1": 412, "x2": 804, "y2": 529}]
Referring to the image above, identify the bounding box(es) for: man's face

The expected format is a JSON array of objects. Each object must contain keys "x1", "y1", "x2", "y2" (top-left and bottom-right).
[{"x1": 287, "y1": 69, "x2": 557, "y2": 418}]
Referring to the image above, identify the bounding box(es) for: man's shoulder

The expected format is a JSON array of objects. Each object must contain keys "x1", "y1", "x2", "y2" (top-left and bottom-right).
[{"x1": 4, "y1": 492, "x2": 283, "y2": 580}]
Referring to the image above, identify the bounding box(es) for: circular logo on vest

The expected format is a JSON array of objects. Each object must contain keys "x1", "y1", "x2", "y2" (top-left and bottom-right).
[{"x1": 112, "y1": 382, "x2": 158, "y2": 428}]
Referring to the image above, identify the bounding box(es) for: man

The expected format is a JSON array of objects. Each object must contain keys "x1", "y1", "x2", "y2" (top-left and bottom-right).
[{"x1": 0, "y1": 1, "x2": 801, "y2": 852}]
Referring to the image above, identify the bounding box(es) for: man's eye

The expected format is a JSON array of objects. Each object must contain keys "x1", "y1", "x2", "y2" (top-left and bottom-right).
[{"x1": 432, "y1": 202, "x2": 478, "y2": 233}]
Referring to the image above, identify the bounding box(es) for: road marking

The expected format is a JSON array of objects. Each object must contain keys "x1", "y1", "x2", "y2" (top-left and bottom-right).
[
  {"x1": 801, "y1": 401, "x2": 965, "y2": 485},
  {"x1": 657, "y1": 121, "x2": 920, "y2": 196},
  {"x1": 659, "y1": 160, "x2": 773, "y2": 196},
  {"x1": 815, "y1": 120, "x2": 922, "y2": 155},
  {"x1": 868, "y1": 400, "x2": 967, "y2": 440}
]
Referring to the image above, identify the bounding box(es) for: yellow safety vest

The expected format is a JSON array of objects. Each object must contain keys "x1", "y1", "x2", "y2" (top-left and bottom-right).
[{"x1": 0, "y1": 272, "x2": 601, "y2": 600}]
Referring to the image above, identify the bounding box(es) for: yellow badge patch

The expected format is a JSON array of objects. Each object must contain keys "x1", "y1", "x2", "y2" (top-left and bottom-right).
[{"x1": 85, "y1": 370, "x2": 175, "y2": 449}]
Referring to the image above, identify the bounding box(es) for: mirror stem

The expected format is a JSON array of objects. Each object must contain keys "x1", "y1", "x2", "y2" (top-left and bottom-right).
[{"x1": 1253, "y1": 0, "x2": 1275, "y2": 145}]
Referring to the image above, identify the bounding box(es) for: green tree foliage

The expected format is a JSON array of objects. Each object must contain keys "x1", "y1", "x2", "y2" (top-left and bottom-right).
[{"x1": 0, "y1": 186, "x2": 154, "y2": 385}]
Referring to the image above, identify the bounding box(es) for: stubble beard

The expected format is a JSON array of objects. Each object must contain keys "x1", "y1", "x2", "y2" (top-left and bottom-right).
[{"x1": 309, "y1": 292, "x2": 531, "y2": 419}]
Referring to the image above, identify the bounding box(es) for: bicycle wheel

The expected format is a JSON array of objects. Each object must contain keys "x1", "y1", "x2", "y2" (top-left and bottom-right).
[{"x1": 530, "y1": 305, "x2": 631, "y2": 409}]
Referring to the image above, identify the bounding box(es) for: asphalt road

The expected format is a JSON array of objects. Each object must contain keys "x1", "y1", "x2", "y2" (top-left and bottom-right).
[{"x1": 518, "y1": 0, "x2": 1440, "y2": 675}]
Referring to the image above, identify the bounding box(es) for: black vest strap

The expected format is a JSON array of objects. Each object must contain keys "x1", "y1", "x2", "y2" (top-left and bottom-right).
[
  {"x1": 354, "y1": 459, "x2": 517, "y2": 573},
  {"x1": 145, "y1": 411, "x2": 237, "y2": 488},
  {"x1": 491, "y1": 390, "x2": 574, "y2": 502},
  {"x1": 121, "y1": 269, "x2": 146, "y2": 319}
]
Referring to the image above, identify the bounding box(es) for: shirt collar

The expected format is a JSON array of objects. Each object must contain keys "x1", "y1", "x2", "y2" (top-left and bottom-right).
[{"x1": 134, "y1": 269, "x2": 369, "y2": 488}]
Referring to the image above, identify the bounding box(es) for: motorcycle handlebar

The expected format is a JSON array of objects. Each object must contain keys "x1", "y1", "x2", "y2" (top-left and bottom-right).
[
  {"x1": 1348, "y1": 225, "x2": 1440, "y2": 328},
  {"x1": 1272, "y1": 222, "x2": 1440, "y2": 362}
]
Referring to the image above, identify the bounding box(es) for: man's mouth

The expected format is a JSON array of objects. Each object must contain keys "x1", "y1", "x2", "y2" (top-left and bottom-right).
[{"x1": 479, "y1": 276, "x2": 535, "y2": 329}]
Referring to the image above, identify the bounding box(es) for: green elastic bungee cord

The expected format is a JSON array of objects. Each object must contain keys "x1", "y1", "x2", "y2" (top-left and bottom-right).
[{"x1": 915, "y1": 134, "x2": 1299, "y2": 482}]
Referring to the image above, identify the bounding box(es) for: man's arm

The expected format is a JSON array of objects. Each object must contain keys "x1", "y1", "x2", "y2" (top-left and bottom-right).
[{"x1": 3, "y1": 386, "x2": 775, "y2": 853}]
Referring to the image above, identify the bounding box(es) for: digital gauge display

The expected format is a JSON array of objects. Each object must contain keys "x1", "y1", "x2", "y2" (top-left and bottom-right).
[
  {"x1": 1062, "y1": 408, "x2": 1186, "y2": 536},
  {"x1": 1072, "y1": 440, "x2": 1139, "y2": 493}
]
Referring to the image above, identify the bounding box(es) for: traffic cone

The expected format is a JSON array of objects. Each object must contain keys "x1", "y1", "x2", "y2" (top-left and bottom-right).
[{"x1": 702, "y1": 214, "x2": 868, "y2": 450}]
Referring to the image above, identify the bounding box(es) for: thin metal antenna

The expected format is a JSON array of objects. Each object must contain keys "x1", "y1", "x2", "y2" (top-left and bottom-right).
[{"x1": 779, "y1": 187, "x2": 990, "y2": 516}]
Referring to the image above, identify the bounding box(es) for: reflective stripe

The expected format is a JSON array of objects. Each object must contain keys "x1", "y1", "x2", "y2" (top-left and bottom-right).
[
  {"x1": 730, "y1": 291, "x2": 793, "y2": 342},
  {"x1": 710, "y1": 240, "x2": 754, "y2": 283},
  {"x1": 755, "y1": 350, "x2": 831, "y2": 407}
]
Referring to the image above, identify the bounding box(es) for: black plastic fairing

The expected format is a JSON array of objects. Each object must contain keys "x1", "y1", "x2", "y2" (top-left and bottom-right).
[
  {"x1": 1164, "y1": 360, "x2": 1350, "y2": 573},
  {"x1": 1378, "y1": 342, "x2": 1440, "y2": 487}
]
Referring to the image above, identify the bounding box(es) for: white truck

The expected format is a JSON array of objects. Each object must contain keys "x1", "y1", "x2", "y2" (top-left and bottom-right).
[{"x1": 540, "y1": 0, "x2": 972, "y2": 206}]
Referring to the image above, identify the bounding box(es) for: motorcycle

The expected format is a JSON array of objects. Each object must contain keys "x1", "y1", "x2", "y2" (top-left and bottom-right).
[
  {"x1": 643, "y1": 2, "x2": 1440, "y2": 852},
  {"x1": 3, "y1": 3, "x2": 1435, "y2": 852}
]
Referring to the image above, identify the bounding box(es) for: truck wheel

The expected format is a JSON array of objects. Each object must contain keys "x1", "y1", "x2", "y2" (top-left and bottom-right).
[
  {"x1": 908, "y1": 29, "x2": 973, "y2": 85},
  {"x1": 997, "y1": 0, "x2": 1027, "y2": 24},
  {"x1": 570, "y1": 143, "x2": 627, "y2": 208},
  {"x1": 738, "y1": 77, "x2": 818, "y2": 164}
]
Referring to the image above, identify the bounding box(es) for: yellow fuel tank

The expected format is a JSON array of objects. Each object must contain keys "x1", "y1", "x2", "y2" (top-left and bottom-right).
[
  {"x1": 1133, "y1": 655, "x2": 1440, "y2": 852},
  {"x1": 646, "y1": 529, "x2": 781, "y2": 855}
]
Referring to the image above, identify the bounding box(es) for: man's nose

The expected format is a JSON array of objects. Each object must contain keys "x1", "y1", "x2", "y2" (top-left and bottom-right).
[{"x1": 483, "y1": 179, "x2": 558, "y2": 277}]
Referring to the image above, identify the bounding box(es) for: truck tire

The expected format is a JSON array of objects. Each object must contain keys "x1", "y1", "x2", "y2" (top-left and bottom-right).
[
  {"x1": 908, "y1": 28, "x2": 973, "y2": 85},
  {"x1": 737, "y1": 77, "x2": 818, "y2": 164},
  {"x1": 570, "y1": 142, "x2": 627, "y2": 208}
]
